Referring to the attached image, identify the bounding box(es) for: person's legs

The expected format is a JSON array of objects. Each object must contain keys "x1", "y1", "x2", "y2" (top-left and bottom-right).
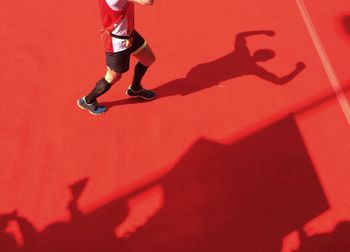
[
  {"x1": 78, "y1": 49, "x2": 130, "y2": 115},
  {"x1": 85, "y1": 69, "x2": 122, "y2": 104},
  {"x1": 77, "y1": 70, "x2": 122, "y2": 115},
  {"x1": 130, "y1": 43, "x2": 156, "y2": 91},
  {"x1": 126, "y1": 31, "x2": 157, "y2": 100}
]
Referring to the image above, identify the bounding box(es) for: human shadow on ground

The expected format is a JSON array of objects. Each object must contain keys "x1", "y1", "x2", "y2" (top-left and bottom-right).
[
  {"x1": 121, "y1": 115, "x2": 327, "y2": 252},
  {"x1": 293, "y1": 221, "x2": 350, "y2": 252},
  {"x1": 2, "y1": 115, "x2": 328, "y2": 252},
  {"x1": 103, "y1": 30, "x2": 306, "y2": 109},
  {"x1": 1, "y1": 178, "x2": 130, "y2": 252},
  {"x1": 0, "y1": 211, "x2": 19, "y2": 252}
]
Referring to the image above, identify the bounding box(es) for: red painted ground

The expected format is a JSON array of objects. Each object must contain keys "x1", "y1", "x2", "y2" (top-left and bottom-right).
[{"x1": 1, "y1": 0, "x2": 350, "y2": 251}]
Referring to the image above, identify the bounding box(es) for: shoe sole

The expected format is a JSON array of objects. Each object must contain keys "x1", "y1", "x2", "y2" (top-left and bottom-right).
[
  {"x1": 126, "y1": 91, "x2": 157, "y2": 101},
  {"x1": 76, "y1": 99, "x2": 106, "y2": 116}
]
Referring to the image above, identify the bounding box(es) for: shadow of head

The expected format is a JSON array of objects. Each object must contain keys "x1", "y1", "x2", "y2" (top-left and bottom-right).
[
  {"x1": 343, "y1": 15, "x2": 350, "y2": 35},
  {"x1": 252, "y1": 49, "x2": 276, "y2": 62},
  {"x1": 0, "y1": 211, "x2": 17, "y2": 232}
]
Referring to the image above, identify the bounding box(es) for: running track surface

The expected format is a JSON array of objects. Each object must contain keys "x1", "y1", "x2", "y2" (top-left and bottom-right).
[{"x1": 1, "y1": 0, "x2": 350, "y2": 251}]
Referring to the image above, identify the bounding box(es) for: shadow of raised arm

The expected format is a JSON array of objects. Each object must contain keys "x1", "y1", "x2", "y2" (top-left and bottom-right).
[
  {"x1": 254, "y1": 62, "x2": 306, "y2": 85},
  {"x1": 15, "y1": 215, "x2": 39, "y2": 247},
  {"x1": 235, "y1": 30, "x2": 275, "y2": 51}
]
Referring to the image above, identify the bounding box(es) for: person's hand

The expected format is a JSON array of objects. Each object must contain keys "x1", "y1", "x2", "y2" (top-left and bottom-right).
[
  {"x1": 296, "y1": 62, "x2": 306, "y2": 70},
  {"x1": 265, "y1": 31, "x2": 275, "y2": 36}
]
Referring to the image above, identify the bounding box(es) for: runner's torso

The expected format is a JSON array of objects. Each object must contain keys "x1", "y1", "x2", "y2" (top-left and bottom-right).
[{"x1": 98, "y1": 0, "x2": 135, "y2": 52}]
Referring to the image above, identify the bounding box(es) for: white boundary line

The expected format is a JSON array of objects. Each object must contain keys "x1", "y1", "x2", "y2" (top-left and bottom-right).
[{"x1": 296, "y1": 0, "x2": 350, "y2": 126}]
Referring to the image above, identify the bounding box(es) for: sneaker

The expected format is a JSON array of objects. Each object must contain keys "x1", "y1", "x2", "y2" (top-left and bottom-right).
[
  {"x1": 77, "y1": 97, "x2": 107, "y2": 115},
  {"x1": 126, "y1": 86, "x2": 156, "y2": 100}
]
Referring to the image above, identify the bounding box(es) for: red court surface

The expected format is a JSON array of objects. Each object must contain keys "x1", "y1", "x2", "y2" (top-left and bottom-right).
[{"x1": 1, "y1": 0, "x2": 350, "y2": 251}]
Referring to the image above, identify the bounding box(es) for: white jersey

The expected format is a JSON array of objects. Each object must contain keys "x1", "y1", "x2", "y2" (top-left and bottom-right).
[{"x1": 98, "y1": 0, "x2": 135, "y2": 52}]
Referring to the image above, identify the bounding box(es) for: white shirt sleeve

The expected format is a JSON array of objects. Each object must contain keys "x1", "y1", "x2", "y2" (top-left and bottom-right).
[{"x1": 106, "y1": 0, "x2": 129, "y2": 11}]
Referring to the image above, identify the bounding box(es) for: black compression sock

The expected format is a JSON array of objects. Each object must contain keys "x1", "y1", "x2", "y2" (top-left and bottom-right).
[
  {"x1": 85, "y1": 78, "x2": 112, "y2": 104},
  {"x1": 131, "y1": 62, "x2": 149, "y2": 91}
]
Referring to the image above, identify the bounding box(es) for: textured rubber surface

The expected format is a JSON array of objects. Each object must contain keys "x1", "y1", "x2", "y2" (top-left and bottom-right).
[{"x1": 0, "y1": 0, "x2": 350, "y2": 250}]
